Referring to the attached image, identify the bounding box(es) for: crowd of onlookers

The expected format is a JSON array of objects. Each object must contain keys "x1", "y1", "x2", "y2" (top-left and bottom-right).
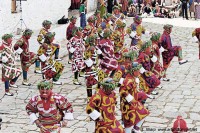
[
  {"x1": 70, "y1": 0, "x2": 200, "y2": 19},
  {"x1": 120, "y1": 0, "x2": 200, "y2": 19},
  {"x1": 119, "y1": 0, "x2": 182, "y2": 18}
]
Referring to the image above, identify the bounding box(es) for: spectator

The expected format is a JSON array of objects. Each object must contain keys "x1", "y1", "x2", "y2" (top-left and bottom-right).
[
  {"x1": 180, "y1": 0, "x2": 189, "y2": 19},
  {"x1": 121, "y1": 0, "x2": 129, "y2": 15},
  {"x1": 70, "y1": 0, "x2": 81, "y2": 10},
  {"x1": 80, "y1": 0, "x2": 87, "y2": 29},
  {"x1": 137, "y1": 0, "x2": 144, "y2": 14},
  {"x1": 154, "y1": 3, "x2": 165, "y2": 17},
  {"x1": 189, "y1": 0, "x2": 195, "y2": 18},
  {"x1": 107, "y1": 0, "x2": 115, "y2": 13},
  {"x1": 128, "y1": 4, "x2": 137, "y2": 17},
  {"x1": 151, "y1": 0, "x2": 157, "y2": 7},
  {"x1": 159, "y1": 7, "x2": 172, "y2": 18},
  {"x1": 143, "y1": 3, "x2": 152, "y2": 14}
]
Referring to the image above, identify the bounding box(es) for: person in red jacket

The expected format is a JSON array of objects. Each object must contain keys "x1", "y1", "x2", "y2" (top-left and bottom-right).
[
  {"x1": 66, "y1": 16, "x2": 77, "y2": 64},
  {"x1": 26, "y1": 80, "x2": 74, "y2": 133},
  {"x1": 0, "y1": 34, "x2": 22, "y2": 96},
  {"x1": 160, "y1": 24, "x2": 188, "y2": 81},
  {"x1": 172, "y1": 116, "x2": 188, "y2": 133},
  {"x1": 14, "y1": 29, "x2": 38, "y2": 86}
]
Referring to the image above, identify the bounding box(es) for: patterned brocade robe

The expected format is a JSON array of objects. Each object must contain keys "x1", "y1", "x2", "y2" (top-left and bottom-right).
[
  {"x1": 97, "y1": 21, "x2": 112, "y2": 38},
  {"x1": 137, "y1": 52, "x2": 160, "y2": 94},
  {"x1": 14, "y1": 37, "x2": 38, "y2": 71},
  {"x1": 151, "y1": 42, "x2": 165, "y2": 79},
  {"x1": 67, "y1": 36, "x2": 85, "y2": 73},
  {"x1": 192, "y1": 28, "x2": 200, "y2": 42},
  {"x1": 66, "y1": 23, "x2": 76, "y2": 40},
  {"x1": 98, "y1": 38, "x2": 118, "y2": 74},
  {"x1": 26, "y1": 93, "x2": 73, "y2": 133},
  {"x1": 119, "y1": 74, "x2": 149, "y2": 128},
  {"x1": 83, "y1": 24, "x2": 96, "y2": 39},
  {"x1": 37, "y1": 28, "x2": 48, "y2": 44},
  {"x1": 84, "y1": 45, "x2": 98, "y2": 87},
  {"x1": 95, "y1": 16, "x2": 103, "y2": 28},
  {"x1": 86, "y1": 89, "x2": 125, "y2": 133},
  {"x1": 112, "y1": 13, "x2": 125, "y2": 29},
  {"x1": 161, "y1": 31, "x2": 182, "y2": 69},
  {"x1": 113, "y1": 31, "x2": 128, "y2": 64},
  {"x1": 37, "y1": 43, "x2": 64, "y2": 81},
  {"x1": 0, "y1": 43, "x2": 22, "y2": 81},
  {"x1": 38, "y1": 28, "x2": 60, "y2": 49},
  {"x1": 130, "y1": 23, "x2": 145, "y2": 48}
]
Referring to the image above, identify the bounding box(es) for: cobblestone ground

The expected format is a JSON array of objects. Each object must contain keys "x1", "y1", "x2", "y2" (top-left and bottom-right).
[{"x1": 0, "y1": 18, "x2": 200, "y2": 133}]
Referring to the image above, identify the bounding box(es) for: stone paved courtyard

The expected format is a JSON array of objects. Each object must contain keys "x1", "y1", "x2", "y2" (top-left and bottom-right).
[{"x1": 0, "y1": 17, "x2": 200, "y2": 133}]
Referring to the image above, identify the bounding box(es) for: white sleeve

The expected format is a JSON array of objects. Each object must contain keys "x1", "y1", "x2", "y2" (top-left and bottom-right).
[
  {"x1": 159, "y1": 46, "x2": 165, "y2": 53},
  {"x1": 15, "y1": 47, "x2": 23, "y2": 54},
  {"x1": 96, "y1": 48, "x2": 102, "y2": 55},
  {"x1": 29, "y1": 113, "x2": 38, "y2": 124},
  {"x1": 2, "y1": 56, "x2": 8, "y2": 63},
  {"x1": 135, "y1": 78, "x2": 140, "y2": 84},
  {"x1": 84, "y1": 58, "x2": 93, "y2": 67},
  {"x1": 119, "y1": 78, "x2": 124, "y2": 85},
  {"x1": 192, "y1": 36, "x2": 198, "y2": 43},
  {"x1": 89, "y1": 110, "x2": 101, "y2": 120},
  {"x1": 125, "y1": 94, "x2": 134, "y2": 103},
  {"x1": 69, "y1": 47, "x2": 75, "y2": 53},
  {"x1": 39, "y1": 54, "x2": 47, "y2": 62},
  {"x1": 151, "y1": 55, "x2": 158, "y2": 63},
  {"x1": 130, "y1": 31, "x2": 137, "y2": 38},
  {"x1": 140, "y1": 67, "x2": 146, "y2": 74}
]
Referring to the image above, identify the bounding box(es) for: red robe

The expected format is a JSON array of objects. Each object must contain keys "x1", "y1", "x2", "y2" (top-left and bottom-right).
[
  {"x1": 137, "y1": 52, "x2": 160, "y2": 94},
  {"x1": 14, "y1": 36, "x2": 37, "y2": 71},
  {"x1": 1, "y1": 43, "x2": 22, "y2": 81},
  {"x1": 161, "y1": 31, "x2": 182, "y2": 69},
  {"x1": 86, "y1": 89, "x2": 125, "y2": 133},
  {"x1": 67, "y1": 36, "x2": 85, "y2": 72},
  {"x1": 98, "y1": 38, "x2": 118, "y2": 74},
  {"x1": 84, "y1": 45, "x2": 98, "y2": 87},
  {"x1": 38, "y1": 43, "x2": 64, "y2": 81},
  {"x1": 26, "y1": 93, "x2": 73, "y2": 133},
  {"x1": 120, "y1": 74, "x2": 149, "y2": 128},
  {"x1": 151, "y1": 42, "x2": 165, "y2": 79},
  {"x1": 66, "y1": 22, "x2": 76, "y2": 40}
]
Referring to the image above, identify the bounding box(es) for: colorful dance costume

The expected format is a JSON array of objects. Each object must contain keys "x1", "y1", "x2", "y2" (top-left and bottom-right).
[
  {"x1": 26, "y1": 81, "x2": 74, "y2": 133},
  {"x1": 119, "y1": 62, "x2": 149, "y2": 133},
  {"x1": 150, "y1": 32, "x2": 165, "y2": 79},
  {"x1": 14, "y1": 29, "x2": 38, "y2": 86},
  {"x1": 192, "y1": 28, "x2": 200, "y2": 59},
  {"x1": 66, "y1": 16, "x2": 77, "y2": 64},
  {"x1": 137, "y1": 41, "x2": 160, "y2": 94},
  {"x1": 84, "y1": 34, "x2": 99, "y2": 102},
  {"x1": 0, "y1": 34, "x2": 21, "y2": 96},
  {"x1": 37, "y1": 32, "x2": 64, "y2": 85},
  {"x1": 67, "y1": 27, "x2": 85, "y2": 85},
  {"x1": 37, "y1": 20, "x2": 61, "y2": 61},
  {"x1": 86, "y1": 80, "x2": 125, "y2": 133},
  {"x1": 161, "y1": 24, "x2": 188, "y2": 80},
  {"x1": 127, "y1": 15, "x2": 147, "y2": 49},
  {"x1": 97, "y1": 29, "x2": 118, "y2": 82}
]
